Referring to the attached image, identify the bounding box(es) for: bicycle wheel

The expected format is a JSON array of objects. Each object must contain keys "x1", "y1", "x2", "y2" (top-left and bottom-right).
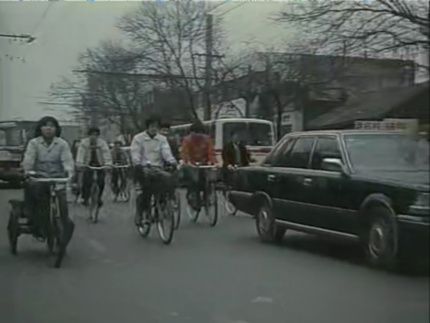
[
  {"x1": 186, "y1": 190, "x2": 200, "y2": 223},
  {"x1": 156, "y1": 197, "x2": 175, "y2": 245},
  {"x1": 89, "y1": 184, "x2": 100, "y2": 223},
  {"x1": 172, "y1": 190, "x2": 181, "y2": 229},
  {"x1": 136, "y1": 194, "x2": 151, "y2": 237},
  {"x1": 7, "y1": 210, "x2": 19, "y2": 255},
  {"x1": 52, "y1": 217, "x2": 66, "y2": 268},
  {"x1": 223, "y1": 188, "x2": 237, "y2": 216},
  {"x1": 120, "y1": 177, "x2": 130, "y2": 203},
  {"x1": 111, "y1": 181, "x2": 119, "y2": 202},
  {"x1": 204, "y1": 183, "x2": 218, "y2": 227},
  {"x1": 48, "y1": 197, "x2": 65, "y2": 268}
]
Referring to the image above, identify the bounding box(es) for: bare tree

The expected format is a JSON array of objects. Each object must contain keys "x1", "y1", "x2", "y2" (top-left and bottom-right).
[
  {"x1": 275, "y1": 0, "x2": 429, "y2": 67},
  {"x1": 50, "y1": 40, "x2": 148, "y2": 144},
  {"x1": 117, "y1": 2, "x2": 224, "y2": 119},
  {"x1": 212, "y1": 44, "x2": 349, "y2": 138}
]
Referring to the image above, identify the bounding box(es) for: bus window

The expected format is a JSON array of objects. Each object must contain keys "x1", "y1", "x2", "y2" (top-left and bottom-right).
[
  {"x1": 249, "y1": 122, "x2": 273, "y2": 146},
  {"x1": 223, "y1": 122, "x2": 273, "y2": 147},
  {"x1": 222, "y1": 122, "x2": 247, "y2": 145}
]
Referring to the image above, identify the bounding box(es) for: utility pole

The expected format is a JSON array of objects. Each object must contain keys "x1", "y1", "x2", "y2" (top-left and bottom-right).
[
  {"x1": 87, "y1": 72, "x2": 97, "y2": 128},
  {"x1": 204, "y1": 14, "x2": 213, "y2": 121}
]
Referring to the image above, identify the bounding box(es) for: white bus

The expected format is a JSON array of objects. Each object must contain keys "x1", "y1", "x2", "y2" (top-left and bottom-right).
[{"x1": 171, "y1": 118, "x2": 275, "y2": 165}]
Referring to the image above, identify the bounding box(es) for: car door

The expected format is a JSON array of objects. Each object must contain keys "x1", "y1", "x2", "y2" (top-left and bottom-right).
[
  {"x1": 235, "y1": 137, "x2": 293, "y2": 216},
  {"x1": 262, "y1": 137, "x2": 297, "y2": 220},
  {"x1": 307, "y1": 135, "x2": 356, "y2": 234},
  {"x1": 271, "y1": 136, "x2": 317, "y2": 225}
]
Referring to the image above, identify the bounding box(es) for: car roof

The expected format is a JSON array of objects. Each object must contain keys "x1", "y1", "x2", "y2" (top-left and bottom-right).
[{"x1": 284, "y1": 130, "x2": 406, "y2": 137}]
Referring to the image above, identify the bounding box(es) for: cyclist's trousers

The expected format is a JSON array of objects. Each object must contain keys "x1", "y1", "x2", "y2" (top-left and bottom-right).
[
  {"x1": 82, "y1": 169, "x2": 105, "y2": 202},
  {"x1": 111, "y1": 169, "x2": 126, "y2": 194},
  {"x1": 24, "y1": 183, "x2": 75, "y2": 246},
  {"x1": 134, "y1": 167, "x2": 174, "y2": 215}
]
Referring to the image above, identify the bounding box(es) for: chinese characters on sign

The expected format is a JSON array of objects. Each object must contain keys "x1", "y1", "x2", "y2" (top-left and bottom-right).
[{"x1": 355, "y1": 119, "x2": 418, "y2": 133}]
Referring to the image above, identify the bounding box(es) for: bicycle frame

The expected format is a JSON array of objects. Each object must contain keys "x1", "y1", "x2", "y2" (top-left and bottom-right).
[
  {"x1": 188, "y1": 164, "x2": 218, "y2": 208},
  {"x1": 112, "y1": 165, "x2": 130, "y2": 195},
  {"x1": 85, "y1": 165, "x2": 111, "y2": 222},
  {"x1": 28, "y1": 176, "x2": 71, "y2": 225}
]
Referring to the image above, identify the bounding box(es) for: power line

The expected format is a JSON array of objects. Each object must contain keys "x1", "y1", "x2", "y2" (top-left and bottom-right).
[
  {"x1": 218, "y1": 3, "x2": 248, "y2": 17},
  {"x1": 31, "y1": 2, "x2": 54, "y2": 36}
]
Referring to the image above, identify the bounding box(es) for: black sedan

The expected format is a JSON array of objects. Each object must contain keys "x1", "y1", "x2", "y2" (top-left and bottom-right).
[{"x1": 228, "y1": 130, "x2": 429, "y2": 268}]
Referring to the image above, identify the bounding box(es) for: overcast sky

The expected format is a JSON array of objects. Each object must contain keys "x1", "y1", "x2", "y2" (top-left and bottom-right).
[{"x1": 0, "y1": 2, "x2": 291, "y2": 121}]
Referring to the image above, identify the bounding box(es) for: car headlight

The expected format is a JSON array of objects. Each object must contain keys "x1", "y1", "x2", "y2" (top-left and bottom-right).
[{"x1": 409, "y1": 192, "x2": 430, "y2": 212}]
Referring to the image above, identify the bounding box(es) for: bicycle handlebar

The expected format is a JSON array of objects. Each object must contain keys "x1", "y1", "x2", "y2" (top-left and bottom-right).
[
  {"x1": 113, "y1": 165, "x2": 131, "y2": 169},
  {"x1": 86, "y1": 165, "x2": 112, "y2": 170},
  {"x1": 28, "y1": 176, "x2": 72, "y2": 183},
  {"x1": 188, "y1": 163, "x2": 218, "y2": 169}
]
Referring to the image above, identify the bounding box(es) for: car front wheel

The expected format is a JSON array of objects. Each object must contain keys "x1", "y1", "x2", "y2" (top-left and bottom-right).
[
  {"x1": 364, "y1": 206, "x2": 399, "y2": 269},
  {"x1": 256, "y1": 202, "x2": 286, "y2": 243}
]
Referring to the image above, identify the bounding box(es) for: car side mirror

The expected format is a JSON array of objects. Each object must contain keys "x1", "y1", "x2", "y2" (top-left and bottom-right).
[{"x1": 322, "y1": 158, "x2": 348, "y2": 176}]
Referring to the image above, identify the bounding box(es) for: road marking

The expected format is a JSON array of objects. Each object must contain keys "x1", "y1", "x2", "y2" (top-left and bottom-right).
[{"x1": 251, "y1": 296, "x2": 273, "y2": 303}]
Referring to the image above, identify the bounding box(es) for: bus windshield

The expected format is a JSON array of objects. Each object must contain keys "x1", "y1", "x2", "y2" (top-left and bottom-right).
[{"x1": 223, "y1": 121, "x2": 273, "y2": 146}]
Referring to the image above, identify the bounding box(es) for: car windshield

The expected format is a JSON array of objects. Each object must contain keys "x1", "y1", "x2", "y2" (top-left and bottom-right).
[
  {"x1": 223, "y1": 122, "x2": 273, "y2": 146},
  {"x1": 344, "y1": 133, "x2": 429, "y2": 172}
]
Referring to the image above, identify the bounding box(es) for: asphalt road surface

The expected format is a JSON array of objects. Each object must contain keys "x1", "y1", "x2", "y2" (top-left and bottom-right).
[{"x1": 1, "y1": 186, "x2": 429, "y2": 323}]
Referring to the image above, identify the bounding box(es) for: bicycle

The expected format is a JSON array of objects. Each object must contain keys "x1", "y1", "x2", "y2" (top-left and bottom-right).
[
  {"x1": 7, "y1": 172, "x2": 73, "y2": 268},
  {"x1": 83, "y1": 165, "x2": 111, "y2": 223},
  {"x1": 185, "y1": 163, "x2": 219, "y2": 227},
  {"x1": 222, "y1": 166, "x2": 238, "y2": 216},
  {"x1": 135, "y1": 162, "x2": 177, "y2": 244},
  {"x1": 110, "y1": 164, "x2": 131, "y2": 202}
]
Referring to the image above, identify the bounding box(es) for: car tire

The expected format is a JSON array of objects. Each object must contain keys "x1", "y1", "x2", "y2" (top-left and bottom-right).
[
  {"x1": 256, "y1": 202, "x2": 286, "y2": 244},
  {"x1": 363, "y1": 206, "x2": 400, "y2": 269}
]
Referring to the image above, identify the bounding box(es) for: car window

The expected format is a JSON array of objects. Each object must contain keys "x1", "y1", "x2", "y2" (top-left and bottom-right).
[
  {"x1": 280, "y1": 137, "x2": 315, "y2": 169},
  {"x1": 311, "y1": 137, "x2": 343, "y2": 170},
  {"x1": 272, "y1": 138, "x2": 296, "y2": 167},
  {"x1": 264, "y1": 137, "x2": 294, "y2": 166}
]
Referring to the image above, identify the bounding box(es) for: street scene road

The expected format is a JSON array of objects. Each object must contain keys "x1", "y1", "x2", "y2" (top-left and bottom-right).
[{"x1": 1, "y1": 186, "x2": 428, "y2": 323}]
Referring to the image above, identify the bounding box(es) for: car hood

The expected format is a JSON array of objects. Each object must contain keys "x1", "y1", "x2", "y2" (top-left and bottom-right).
[{"x1": 356, "y1": 170, "x2": 430, "y2": 191}]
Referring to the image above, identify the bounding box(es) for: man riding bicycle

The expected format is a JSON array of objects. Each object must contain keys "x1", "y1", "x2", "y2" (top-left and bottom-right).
[
  {"x1": 180, "y1": 120, "x2": 217, "y2": 207},
  {"x1": 130, "y1": 115, "x2": 177, "y2": 226},
  {"x1": 111, "y1": 141, "x2": 129, "y2": 196},
  {"x1": 76, "y1": 127, "x2": 112, "y2": 207},
  {"x1": 22, "y1": 116, "x2": 75, "y2": 243}
]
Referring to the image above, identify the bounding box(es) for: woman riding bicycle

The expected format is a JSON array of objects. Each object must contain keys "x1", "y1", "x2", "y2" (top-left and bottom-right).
[
  {"x1": 21, "y1": 116, "x2": 75, "y2": 243},
  {"x1": 76, "y1": 127, "x2": 112, "y2": 207},
  {"x1": 180, "y1": 119, "x2": 217, "y2": 207}
]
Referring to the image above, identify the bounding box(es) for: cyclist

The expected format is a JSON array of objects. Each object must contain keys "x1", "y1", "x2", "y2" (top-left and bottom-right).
[
  {"x1": 131, "y1": 115, "x2": 177, "y2": 225},
  {"x1": 160, "y1": 122, "x2": 180, "y2": 162},
  {"x1": 76, "y1": 127, "x2": 112, "y2": 207},
  {"x1": 180, "y1": 119, "x2": 217, "y2": 207},
  {"x1": 70, "y1": 139, "x2": 81, "y2": 196},
  {"x1": 111, "y1": 140, "x2": 129, "y2": 196},
  {"x1": 221, "y1": 128, "x2": 251, "y2": 185},
  {"x1": 21, "y1": 116, "x2": 75, "y2": 242}
]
